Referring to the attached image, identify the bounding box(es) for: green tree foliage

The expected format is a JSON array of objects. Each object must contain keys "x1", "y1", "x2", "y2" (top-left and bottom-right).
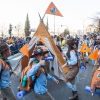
[
  {"x1": 63, "y1": 28, "x2": 70, "y2": 35},
  {"x1": 24, "y1": 13, "x2": 31, "y2": 36}
]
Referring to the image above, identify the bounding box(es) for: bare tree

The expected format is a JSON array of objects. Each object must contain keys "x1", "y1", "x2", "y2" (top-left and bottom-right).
[
  {"x1": 89, "y1": 12, "x2": 100, "y2": 33},
  {"x1": 14, "y1": 23, "x2": 24, "y2": 36},
  {"x1": 0, "y1": 24, "x2": 7, "y2": 38}
]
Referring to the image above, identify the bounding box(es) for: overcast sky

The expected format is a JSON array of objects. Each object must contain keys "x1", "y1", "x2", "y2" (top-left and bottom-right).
[{"x1": 0, "y1": 0, "x2": 100, "y2": 32}]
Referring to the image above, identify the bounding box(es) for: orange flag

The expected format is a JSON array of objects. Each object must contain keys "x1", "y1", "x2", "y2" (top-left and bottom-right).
[
  {"x1": 38, "y1": 35, "x2": 45, "y2": 44},
  {"x1": 45, "y1": 2, "x2": 63, "y2": 16},
  {"x1": 88, "y1": 49, "x2": 99, "y2": 60},
  {"x1": 19, "y1": 44, "x2": 29, "y2": 57},
  {"x1": 80, "y1": 43, "x2": 91, "y2": 52}
]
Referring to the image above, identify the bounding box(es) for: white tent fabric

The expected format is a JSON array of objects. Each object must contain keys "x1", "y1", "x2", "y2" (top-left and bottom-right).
[
  {"x1": 28, "y1": 36, "x2": 37, "y2": 51},
  {"x1": 13, "y1": 58, "x2": 22, "y2": 74},
  {"x1": 14, "y1": 36, "x2": 65, "y2": 80},
  {"x1": 44, "y1": 37, "x2": 64, "y2": 80}
]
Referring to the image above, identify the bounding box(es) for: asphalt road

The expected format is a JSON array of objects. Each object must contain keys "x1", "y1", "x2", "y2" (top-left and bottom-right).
[{"x1": 8, "y1": 49, "x2": 100, "y2": 100}]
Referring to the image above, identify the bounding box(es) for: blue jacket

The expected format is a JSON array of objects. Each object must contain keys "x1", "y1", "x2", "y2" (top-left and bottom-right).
[
  {"x1": 0, "y1": 63, "x2": 11, "y2": 88},
  {"x1": 67, "y1": 51, "x2": 78, "y2": 66},
  {"x1": 27, "y1": 63, "x2": 56, "y2": 94}
]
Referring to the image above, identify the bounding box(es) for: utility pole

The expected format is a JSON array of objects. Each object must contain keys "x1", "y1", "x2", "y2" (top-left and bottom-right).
[
  {"x1": 83, "y1": 19, "x2": 85, "y2": 35},
  {"x1": 99, "y1": 19, "x2": 100, "y2": 33}
]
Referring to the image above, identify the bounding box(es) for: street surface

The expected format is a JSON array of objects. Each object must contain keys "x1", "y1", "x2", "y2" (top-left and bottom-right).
[{"x1": 7, "y1": 48, "x2": 100, "y2": 100}]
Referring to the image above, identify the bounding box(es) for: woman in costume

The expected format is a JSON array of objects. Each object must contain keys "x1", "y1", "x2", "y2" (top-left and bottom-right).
[{"x1": 62, "y1": 38, "x2": 79, "y2": 100}]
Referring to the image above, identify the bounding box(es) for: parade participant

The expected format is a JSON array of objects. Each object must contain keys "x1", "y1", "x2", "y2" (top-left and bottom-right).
[
  {"x1": 0, "y1": 43, "x2": 18, "y2": 100},
  {"x1": 59, "y1": 35, "x2": 63, "y2": 43},
  {"x1": 92, "y1": 51, "x2": 100, "y2": 75},
  {"x1": 62, "y1": 38, "x2": 79, "y2": 100},
  {"x1": 94, "y1": 36, "x2": 100, "y2": 50},
  {"x1": 82, "y1": 35, "x2": 88, "y2": 46},
  {"x1": 56, "y1": 36, "x2": 61, "y2": 46},
  {"x1": 26, "y1": 47, "x2": 59, "y2": 100},
  {"x1": 92, "y1": 36, "x2": 100, "y2": 76},
  {"x1": 80, "y1": 35, "x2": 89, "y2": 63},
  {"x1": 75, "y1": 35, "x2": 79, "y2": 50}
]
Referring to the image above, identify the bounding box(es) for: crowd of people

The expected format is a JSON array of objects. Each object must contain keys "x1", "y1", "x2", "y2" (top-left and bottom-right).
[
  {"x1": 0, "y1": 36, "x2": 31, "y2": 55},
  {"x1": 0, "y1": 33, "x2": 100, "y2": 100},
  {"x1": 0, "y1": 36, "x2": 31, "y2": 44}
]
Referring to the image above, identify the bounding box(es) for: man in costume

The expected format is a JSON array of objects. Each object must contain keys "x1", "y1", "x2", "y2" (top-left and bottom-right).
[{"x1": 0, "y1": 43, "x2": 18, "y2": 100}]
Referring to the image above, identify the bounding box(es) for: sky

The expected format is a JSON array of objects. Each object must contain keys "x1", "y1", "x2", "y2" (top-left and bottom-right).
[{"x1": 0, "y1": 0, "x2": 100, "y2": 33}]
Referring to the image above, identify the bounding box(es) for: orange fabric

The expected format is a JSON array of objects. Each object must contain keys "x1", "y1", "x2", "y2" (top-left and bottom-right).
[
  {"x1": 21, "y1": 44, "x2": 35, "y2": 71},
  {"x1": 45, "y1": 2, "x2": 63, "y2": 16},
  {"x1": 80, "y1": 43, "x2": 91, "y2": 52},
  {"x1": 33, "y1": 22, "x2": 68, "y2": 74},
  {"x1": 20, "y1": 65, "x2": 42, "y2": 92},
  {"x1": 0, "y1": 59, "x2": 6, "y2": 70},
  {"x1": 38, "y1": 35, "x2": 45, "y2": 44},
  {"x1": 88, "y1": 49, "x2": 99, "y2": 60},
  {"x1": 19, "y1": 21, "x2": 68, "y2": 75},
  {"x1": 19, "y1": 44, "x2": 29, "y2": 57},
  {"x1": 90, "y1": 69, "x2": 100, "y2": 91}
]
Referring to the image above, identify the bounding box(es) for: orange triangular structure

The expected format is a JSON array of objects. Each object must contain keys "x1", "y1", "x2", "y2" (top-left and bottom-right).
[
  {"x1": 88, "y1": 49, "x2": 99, "y2": 60},
  {"x1": 19, "y1": 44, "x2": 29, "y2": 57},
  {"x1": 38, "y1": 34, "x2": 41, "y2": 40},
  {"x1": 45, "y1": 2, "x2": 63, "y2": 16},
  {"x1": 15, "y1": 20, "x2": 69, "y2": 80},
  {"x1": 38, "y1": 35, "x2": 45, "y2": 44},
  {"x1": 80, "y1": 43, "x2": 91, "y2": 52},
  {"x1": 15, "y1": 21, "x2": 68, "y2": 80}
]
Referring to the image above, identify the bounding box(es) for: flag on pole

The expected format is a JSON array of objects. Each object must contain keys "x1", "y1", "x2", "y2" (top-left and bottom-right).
[
  {"x1": 19, "y1": 44, "x2": 29, "y2": 57},
  {"x1": 88, "y1": 49, "x2": 99, "y2": 60},
  {"x1": 79, "y1": 43, "x2": 91, "y2": 52},
  {"x1": 45, "y1": 2, "x2": 63, "y2": 16}
]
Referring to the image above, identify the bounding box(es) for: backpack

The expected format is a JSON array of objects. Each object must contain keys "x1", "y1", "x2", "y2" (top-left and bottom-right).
[
  {"x1": 0, "y1": 59, "x2": 6, "y2": 69},
  {"x1": 0, "y1": 59, "x2": 6, "y2": 77},
  {"x1": 19, "y1": 65, "x2": 42, "y2": 92},
  {"x1": 90, "y1": 59, "x2": 100, "y2": 91},
  {"x1": 19, "y1": 59, "x2": 50, "y2": 92},
  {"x1": 90, "y1": 67, "x2": 100, "y2": 92}
]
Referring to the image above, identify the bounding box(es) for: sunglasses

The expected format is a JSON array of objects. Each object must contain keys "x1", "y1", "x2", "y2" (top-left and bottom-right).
[{"x1": 97, "y1": 39, "x2": 100, "y2": 40}]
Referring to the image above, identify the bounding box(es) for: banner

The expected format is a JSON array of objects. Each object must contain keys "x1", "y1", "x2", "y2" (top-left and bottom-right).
[{"x1": 45, "y1": 2, "x2": 63, "y2": 16}]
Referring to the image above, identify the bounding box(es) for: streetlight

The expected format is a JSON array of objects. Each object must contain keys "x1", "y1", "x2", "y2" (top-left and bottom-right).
[
  {"x1": 61, "y1": 25, "x2": 70, "y2": 37},
  {"x1": 61, "y1": 25, "x2": 69, "y2": 29},
  {"x1": 61, "y1": 25, "x2": 69, "y2": 33},
  {"x1": 82, "y1": 17, "x2": 90, "y2": 35}
]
